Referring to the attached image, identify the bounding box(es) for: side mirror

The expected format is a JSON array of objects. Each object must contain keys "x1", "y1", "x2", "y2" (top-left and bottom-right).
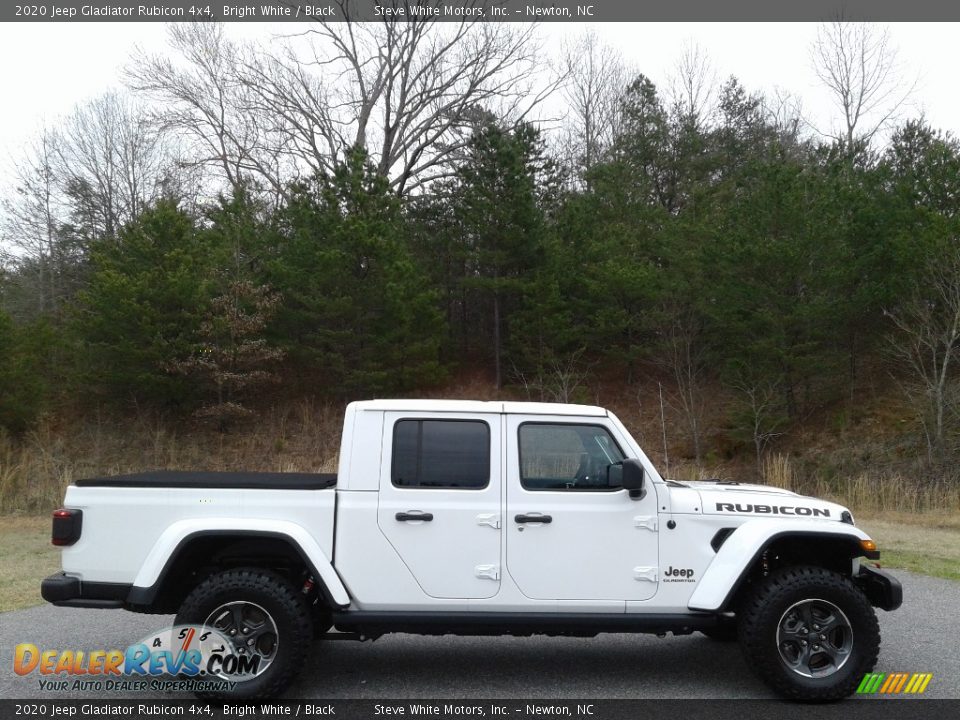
[
  {"x1": 621, "y1": 459, "x2": 646, "y2": 500},
  {"x1": 606, "y1": 463, "x2": 623, "y2": 488}
]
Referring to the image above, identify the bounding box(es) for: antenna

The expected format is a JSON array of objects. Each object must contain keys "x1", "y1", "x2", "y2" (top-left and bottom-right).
[{"x1": 659, "y1": 381, "x2": 670, "y2": 478}]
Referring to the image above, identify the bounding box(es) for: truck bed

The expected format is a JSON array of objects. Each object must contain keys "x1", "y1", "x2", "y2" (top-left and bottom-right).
[{"x1": 74, "y1": 470, "x2": 337, "y2": 490}]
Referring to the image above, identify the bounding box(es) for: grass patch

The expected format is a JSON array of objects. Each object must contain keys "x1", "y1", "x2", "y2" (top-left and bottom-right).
[
  {"x1": 0, "y1": 515, "x2": 59, "y2": 612},
  {"x1": 857, "y1": 512, "x2": 960, "y2": 582},
  {"x1": 876, "y1": 550, "x2": 960, "y2": 581},
  {"x1": 0, "y1": 401, "x2": 344, "y2": 514}
]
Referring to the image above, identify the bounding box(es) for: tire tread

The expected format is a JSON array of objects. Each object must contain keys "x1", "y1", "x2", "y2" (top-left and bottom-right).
[
  {"x1": 738, "y1": 565, "x2": 880, "y2": 701},
  {"x1": 176, "y1": 568, "x2": 312, "y2": 699}
]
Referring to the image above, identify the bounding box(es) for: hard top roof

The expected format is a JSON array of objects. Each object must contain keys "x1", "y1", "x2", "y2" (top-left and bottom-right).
[{"x1": 348, "y1": 399, "x2": 607, "y2": 417}]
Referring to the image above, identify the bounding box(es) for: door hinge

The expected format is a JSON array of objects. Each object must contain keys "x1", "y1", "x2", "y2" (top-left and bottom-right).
[
  {"x1": 475, "y1": 564, "x2": 500, "y2": 580},
  {"x1": 476, "y1": 513, "x2": 501, "y2": 529},
  {"x1": 633, "y1": 566, "x2": 658, "y2": 582},
  {"x1": 634, "y1": 515, "x2": 657, "y2": 532}
]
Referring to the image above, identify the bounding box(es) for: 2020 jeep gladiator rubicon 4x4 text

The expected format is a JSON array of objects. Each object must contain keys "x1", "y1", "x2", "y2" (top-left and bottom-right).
[{"x1": 42, "y1": 400, "x2": 902, "y2": 700}]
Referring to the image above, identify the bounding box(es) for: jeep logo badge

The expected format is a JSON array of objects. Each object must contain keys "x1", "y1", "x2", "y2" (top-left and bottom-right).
[{"x1": 663, "y1": 566, "x2": 695, "y2": 582}]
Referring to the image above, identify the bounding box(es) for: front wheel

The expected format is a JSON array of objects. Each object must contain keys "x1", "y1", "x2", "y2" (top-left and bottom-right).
[
  {"x1": 738, "y1": 565, "x2": 880, "y2": 701},
  {"x1": 175, "y1": 568, "x2": 313, "y2": 699}
]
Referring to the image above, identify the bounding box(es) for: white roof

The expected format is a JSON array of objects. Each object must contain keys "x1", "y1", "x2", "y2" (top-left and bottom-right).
[{"x1": 349, "y1": 399, "x2": 607, "y2": 417}]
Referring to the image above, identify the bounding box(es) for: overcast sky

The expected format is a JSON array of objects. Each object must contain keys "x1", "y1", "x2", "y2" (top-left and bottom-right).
[{"x1": 1, "y1": 21, "x2": 957, "y2": 185}]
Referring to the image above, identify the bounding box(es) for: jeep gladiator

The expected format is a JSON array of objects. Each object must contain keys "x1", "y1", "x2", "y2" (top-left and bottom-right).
[{"x1": 42, "y1": 400, "x2": 902, "y2": 700}]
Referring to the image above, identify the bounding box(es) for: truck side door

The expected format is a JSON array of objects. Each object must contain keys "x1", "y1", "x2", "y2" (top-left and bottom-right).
[
  {"x1": 505, "y1": 416, "x2": 660, "y2": 601},
  {"x1": 377, "y1": 412, "x2": 502, "y2": 599}
]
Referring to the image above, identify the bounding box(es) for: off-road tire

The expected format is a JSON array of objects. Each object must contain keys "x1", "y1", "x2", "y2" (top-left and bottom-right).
[
  {"x1": 175, "y1": 568, "x2": 313, "y2": 699},
  {"x1": 738, "y1": 565, "x2": 879, "y2": 701}
]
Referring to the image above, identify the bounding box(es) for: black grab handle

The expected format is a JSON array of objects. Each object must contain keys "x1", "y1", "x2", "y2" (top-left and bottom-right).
[
  {"x1": 396, "y1": 512, "x2": 434, "y2": 522},
  {"x1": 514, "y1": 514, "x2": 553, "y2": 524}
]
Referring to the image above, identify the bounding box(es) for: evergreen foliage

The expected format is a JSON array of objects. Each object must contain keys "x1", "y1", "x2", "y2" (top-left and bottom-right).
[{"x1": 2, "y1": 72, "x2": 960, "y2": 463}]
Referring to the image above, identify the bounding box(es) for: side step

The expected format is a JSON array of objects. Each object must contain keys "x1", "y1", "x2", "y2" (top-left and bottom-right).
[{"x1": 330, "y1": 611, "x2": 718, "y2": 638}]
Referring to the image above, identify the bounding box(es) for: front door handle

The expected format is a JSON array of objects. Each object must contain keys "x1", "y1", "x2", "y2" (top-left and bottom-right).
[
  {"x1": 396, "y1": 511, "x2": 434, "y2": 522},
  {"x1": 515, "y1": 513, "x2": 553, "y2": 524}
]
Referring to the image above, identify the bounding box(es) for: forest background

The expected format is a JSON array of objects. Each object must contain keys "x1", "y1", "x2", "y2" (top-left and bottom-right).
[{"x1": 2, "y1": 22, "x2": 959, "y2": 602}]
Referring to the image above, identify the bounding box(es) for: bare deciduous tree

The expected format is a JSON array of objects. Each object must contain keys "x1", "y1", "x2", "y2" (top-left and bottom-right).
[
  {"x1": 1, "y1": 93, "x2": 188, "y2": 321},
  {"x1": 763, "y1": 87, "x2": 805, "y2": 147},
  {"x1": 276, "y1": 7, "x2": 553, "y2": 194},
  {"x1": 668, "y1": 40, "x2": 717, "y2": 128},
  {"x1": 0, "y1": 128, "x2": 69, "y2": 318},
  {"x1": 811, "y1": 21, "x2": 916, "y2": 151},
  {"x1": 57, "y1": 93, "x2": 172, "y2": 239},
  {"x1": 656, "y1": 302, "x2": 709, "y2": 465},
  {"x1": 128, "y1": 13, "x2": 551, "y2": 197},
  {"x1": 512, "y1": 348, "x2": 593, "y2": 404},
  {"x1": 885, "y1": 248, "x2": 960, "y2": 461},
  {"x1": 126, "y1": 24, "x2": 287, "y2": 198},
  {"x1": 729, "y1": 370, "x2": 787, "y2": 474},
  {"x1": 557, "y1": 30, "x2": 628, "y2": 180}
]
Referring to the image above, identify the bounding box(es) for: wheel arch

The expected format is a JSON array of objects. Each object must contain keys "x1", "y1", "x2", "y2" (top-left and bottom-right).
[
  {"x1": 688, "y1": 521, "x2": 876, "y2": 613},
  {"x1": 127, "y1": 522, "x2": 350, "y2": 612}
]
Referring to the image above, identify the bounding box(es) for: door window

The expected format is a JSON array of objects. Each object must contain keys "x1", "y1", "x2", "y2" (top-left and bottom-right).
[
  {"x1": 518, "y1": 423, "x2": 624, "y2": 491},
  {"x1": 391, "y1": 419, "x2": 490, "y2": 489}
]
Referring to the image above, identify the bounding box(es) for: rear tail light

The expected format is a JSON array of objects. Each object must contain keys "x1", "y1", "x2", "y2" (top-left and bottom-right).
[{"x1": 52, "y1": 508, "x2": 82, "y2": 546}]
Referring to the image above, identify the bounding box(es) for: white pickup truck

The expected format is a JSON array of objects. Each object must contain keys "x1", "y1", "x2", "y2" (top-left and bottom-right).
[{"x1": 42, "y1": 400, "x2": 901, "y2": 701}]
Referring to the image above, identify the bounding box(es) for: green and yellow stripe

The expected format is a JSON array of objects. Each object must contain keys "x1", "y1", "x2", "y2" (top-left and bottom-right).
[{"x1": 857, "y1": 672, "x2": 932, "y2": 694}]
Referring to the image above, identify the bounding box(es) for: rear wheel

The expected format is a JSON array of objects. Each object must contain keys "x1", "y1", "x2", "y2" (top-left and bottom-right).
[
  {"x1": 175, "y1": 568, "x2": 313, "y2": 699},
  {"x1": 738, "y1": 565, "x2": 879, "y2": 701}
]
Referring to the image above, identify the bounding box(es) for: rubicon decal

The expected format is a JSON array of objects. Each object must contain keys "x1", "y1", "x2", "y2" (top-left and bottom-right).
[
  {"x1": 715, "y1": 503, "x2": 831, "y2": 517},
  {"x1": 857, "y1": 672, "x2": 933, "y2": 695}
]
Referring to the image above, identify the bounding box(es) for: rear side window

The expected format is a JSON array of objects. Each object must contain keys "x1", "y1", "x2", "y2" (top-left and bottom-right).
[{"x1": 391, "y1": 419, "x2": 490, "y2": 489}]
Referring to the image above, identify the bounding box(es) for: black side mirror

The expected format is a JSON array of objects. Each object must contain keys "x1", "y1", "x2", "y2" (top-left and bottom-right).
[
  {"x1": 606, "y1": 462, "x2": 624, "y2": 488},
  {"x1": 621, "y1": 459, "x2": 646, "y2": 500}
]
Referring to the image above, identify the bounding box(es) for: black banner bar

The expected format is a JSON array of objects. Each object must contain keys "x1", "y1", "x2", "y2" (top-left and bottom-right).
[
  {"x1": 5, "y1": 0, "x2": 960, "y2": 23},
  {"x1": 0, "y1": 700, "x2": 957, "y2": 720}
]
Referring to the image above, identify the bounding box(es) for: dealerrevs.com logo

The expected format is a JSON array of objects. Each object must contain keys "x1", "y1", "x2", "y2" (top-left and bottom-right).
[{"x1": 13, "y1": 624, "x2": 264, "y2": 693}]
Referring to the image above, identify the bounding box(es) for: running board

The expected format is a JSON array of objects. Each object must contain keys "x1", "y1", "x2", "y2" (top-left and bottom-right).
[{"x1": 330, "y1": 611, "x2": 718, "y2": 638}]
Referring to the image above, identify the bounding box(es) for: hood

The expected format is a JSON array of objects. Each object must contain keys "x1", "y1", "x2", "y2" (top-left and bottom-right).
[
  {"x1": 669, "y1": 480, "x2": 850, "y2": 521},
  {"x1": 677, "y1": 480, "x2": 801, "y2": 496}
]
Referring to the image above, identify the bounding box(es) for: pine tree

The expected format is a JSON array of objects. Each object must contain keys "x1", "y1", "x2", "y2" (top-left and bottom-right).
[
  {"x1": 441, "y1": 120, "x2": 560, "y2": 387},
  {"x1": 76, "y1": 199, "x2": 214, "y2": 406},
  {"x1": 168, "y1": 279, "x2": 283, "y2": 428},
  {"x1": 269, "y1": 149, "x2": 443, "y2": 396}
]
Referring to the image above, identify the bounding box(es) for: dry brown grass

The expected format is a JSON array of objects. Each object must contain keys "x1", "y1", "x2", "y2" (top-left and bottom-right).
[
  {"x1": 760, "y1": 453, "x2": 794, "y2": 490},
  {"x1": 757, "y1": 453, "x2": 960, "y2": 514},
  {"x1": 753, "y1": 455, "x2": 960, "y2": 577},
  {"x1": 0, "y1": 400, "x2": 345, "y2": 514},
  {"x1": 857, "y1": 512, "x2": 960, "y2": 580},
  {"x1": 662, "y1": 462, "x2": 734, "y2": 482},
  {"x1": 0, "y1": 515, "x2": 60, "y2": 612}
]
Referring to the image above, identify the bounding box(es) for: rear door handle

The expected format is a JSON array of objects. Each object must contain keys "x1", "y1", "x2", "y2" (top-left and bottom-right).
[
  {"x1": 515, "y1": 513, "x2": 552, "y2": 524},
  {"x1": 396, "y1": 511, "x2": 434, "y2": 522}
]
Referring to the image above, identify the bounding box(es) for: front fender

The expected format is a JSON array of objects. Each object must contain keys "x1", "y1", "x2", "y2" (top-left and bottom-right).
[
  {"x1": 130, "y1": 517, "x2": 351, "y2": 608},
  {"x1": 687, "y1": 519, "x2": 873, "y2": 612}
]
